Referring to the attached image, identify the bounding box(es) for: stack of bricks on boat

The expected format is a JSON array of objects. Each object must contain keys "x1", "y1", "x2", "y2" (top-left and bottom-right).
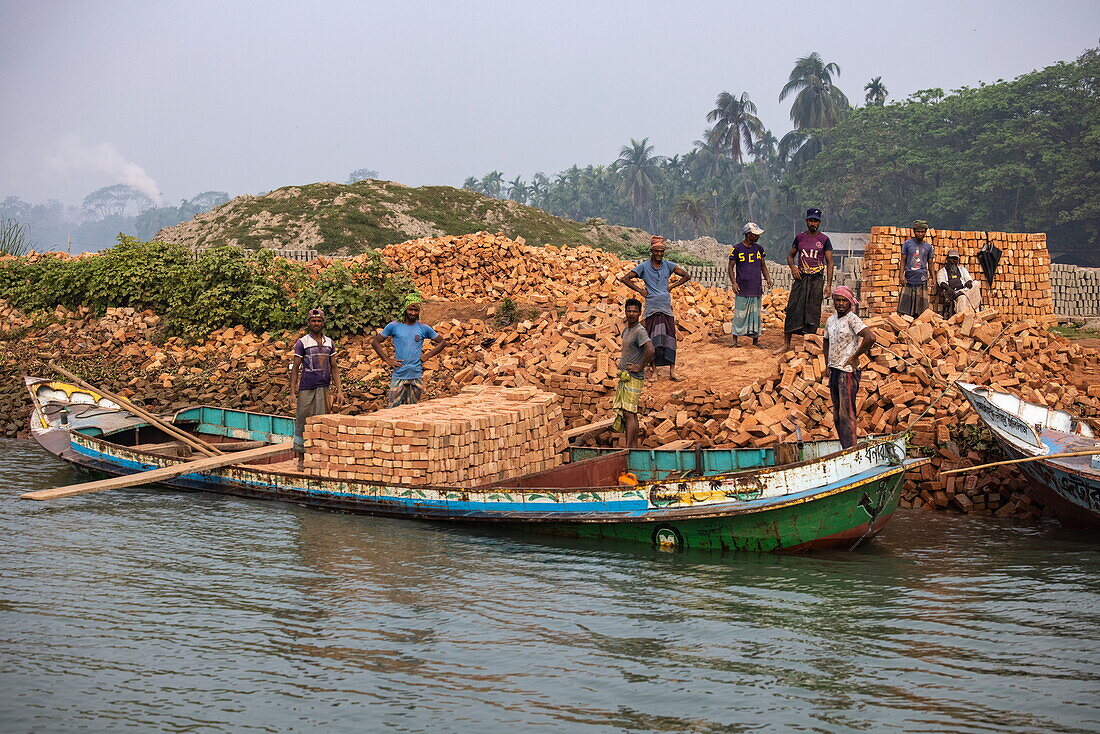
[
  {"x1": 302, "y1": 386, "x2": 567, "y2": 485},
  {"x1": 1, "y1": 230, "x2": 1098, "y2": 519}
]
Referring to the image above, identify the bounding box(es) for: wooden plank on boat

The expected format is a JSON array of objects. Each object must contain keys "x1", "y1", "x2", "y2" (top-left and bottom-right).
[
  {"x1": 941, "y1": 449, "x2": 1100, "y2": 475},
  {"x1": 20, "y1": 441, "x2": 293, "y2": 501},
  {"x1": 48, "y1": 363, "x2": 224, "y2": 458},
  {"x1": 656, "y1": 439, "x2": 696, "y2": 450},
  {"x1": 563, "y1": 418, "x2": 614, "y2": 440}
]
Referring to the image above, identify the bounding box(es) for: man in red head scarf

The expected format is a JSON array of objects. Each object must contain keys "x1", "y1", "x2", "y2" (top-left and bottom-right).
[{"x1": 823, "y1": 287, "x2": 875, "y2": 448}]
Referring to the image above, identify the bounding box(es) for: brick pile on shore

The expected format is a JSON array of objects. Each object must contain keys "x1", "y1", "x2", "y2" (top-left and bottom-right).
[
  {"x1": 2, "y1": 232, "x2": 1098, "y2": 520},
  {"x1": 860, "y1": 227, "x2": 1056, "y2": 320},
  {"x1": 303, "y1": 386, "x2": 566, "y2": 485}
]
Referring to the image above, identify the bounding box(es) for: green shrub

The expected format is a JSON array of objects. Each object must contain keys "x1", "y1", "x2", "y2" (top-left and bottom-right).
[
  {"x1": 0, "y1": 235, "x2": 419, "y2": 339},
  {"x1": 294, "y1": 253, "x2": 418, "y2": 336},
  {"x1": 164, "y1": 246, "x2": 309, "y2": 337}
]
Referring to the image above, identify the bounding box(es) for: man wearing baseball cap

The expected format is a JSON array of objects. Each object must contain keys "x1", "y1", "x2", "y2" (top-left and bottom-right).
[
  {"x1": 783, "y1": 208, "x2": 833, "y2": 350},
  {"x1": 728, "y1": 222, "x2": 773, "y2": 347},
  {"x1": 290, "y1": 308, "x2": 344, "y2": 467}
]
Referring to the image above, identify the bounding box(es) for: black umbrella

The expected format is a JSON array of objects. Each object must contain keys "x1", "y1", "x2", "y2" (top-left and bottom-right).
[{"x1": 977, "y1": 242, "x2": 1002, "y2": 286}]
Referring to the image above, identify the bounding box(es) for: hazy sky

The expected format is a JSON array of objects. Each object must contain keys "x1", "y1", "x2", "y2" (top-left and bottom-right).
[{"x1": 2, "y1": 0, "x2": 1098, "y2": 206}]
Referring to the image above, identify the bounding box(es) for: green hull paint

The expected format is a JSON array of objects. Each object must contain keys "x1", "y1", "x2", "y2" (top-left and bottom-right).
[{"x1": 500, "y1": 473, "x2": 903, "y2": 552}]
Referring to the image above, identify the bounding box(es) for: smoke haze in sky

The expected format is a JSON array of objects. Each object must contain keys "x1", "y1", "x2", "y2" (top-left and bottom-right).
[
  {"x1": 1, "y1": 0, "x2": 1097, "y2": 205},
  {"x1": 46, "y1": 134, "x2": 164, "y2": 206}
]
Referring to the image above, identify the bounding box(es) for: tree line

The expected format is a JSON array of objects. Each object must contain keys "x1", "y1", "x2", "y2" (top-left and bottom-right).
[
  {"x1": 0, "y1": 187, "x2": 230, "y2": 254},
  {"x1": 463, "y1": 48, "x2": 1098, "y2": 265}
]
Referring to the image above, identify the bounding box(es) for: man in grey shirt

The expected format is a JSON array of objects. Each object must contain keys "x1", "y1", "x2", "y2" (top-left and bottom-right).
[{"x1": 613, "y1": 298, "x2": 654, "y2": 447}]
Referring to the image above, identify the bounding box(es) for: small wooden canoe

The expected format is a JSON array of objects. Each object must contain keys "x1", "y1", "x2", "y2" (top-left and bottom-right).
[
  {"x1": 25, "y1": 376, "x2": 928, "y2": 552},
  {"x1": 957, "y1": 381, "x2": 1100, "y2": 530}
]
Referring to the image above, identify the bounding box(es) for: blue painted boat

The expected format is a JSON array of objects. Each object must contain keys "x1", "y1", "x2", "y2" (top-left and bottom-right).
[
  {"x1": 25, "y1": 376, "x2": 929, "y2": 552},
  {"x1": 957, "y1": 381, "x2": 1100, "y2": 530}
]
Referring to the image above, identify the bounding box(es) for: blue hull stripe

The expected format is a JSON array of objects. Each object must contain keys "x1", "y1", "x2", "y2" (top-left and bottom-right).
[{"x1": 68, "y1": 440, "x2": 906, "y2": 518}]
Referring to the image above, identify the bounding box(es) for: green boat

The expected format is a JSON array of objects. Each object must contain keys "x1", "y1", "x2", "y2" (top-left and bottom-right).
[{"x1": 25, "y1": 376, "x2": 926, "y2": 552}]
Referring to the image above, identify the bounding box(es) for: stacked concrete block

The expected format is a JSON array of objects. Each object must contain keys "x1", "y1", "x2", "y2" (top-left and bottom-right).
[{"x1": 1050, "y1": 264, "x2": 1100, "y2": 317}]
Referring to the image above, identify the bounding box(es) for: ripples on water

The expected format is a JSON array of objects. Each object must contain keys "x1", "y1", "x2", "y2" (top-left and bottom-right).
[{"x1": 1, "y1": 438, "x2": 1097, "y2": 732}]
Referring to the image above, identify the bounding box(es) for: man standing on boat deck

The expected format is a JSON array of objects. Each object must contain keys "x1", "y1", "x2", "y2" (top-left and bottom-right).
[
  {"x1": 898, "y1": 220, "x2": 935, "y2": 317},
  {"x1": 614, "y1": 298, "x2": 654, "y2": 448},
  {"x1": 824, "y1": 287, "x2": 876, "y2": 449},
  {"x1": 783, "y1": 208, "x2": 833, "y2": 351},
  {"x1": 728, "y1": 222, "x2": 773, "y2": 347},
  {"x1": 291, "y1": 308, "x2": 344, "y2": 466},
  {"x1": 371, "y1": 301, "x2": 449, "y2": 408},
  {"x1": 618, "y1": 235, "x2": 692, "y2": 381}
]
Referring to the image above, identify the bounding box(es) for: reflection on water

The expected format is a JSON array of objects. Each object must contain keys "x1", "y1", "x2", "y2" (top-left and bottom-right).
[{"x1": 1, "y1": 438, "x2": 1097, "y2": 732}]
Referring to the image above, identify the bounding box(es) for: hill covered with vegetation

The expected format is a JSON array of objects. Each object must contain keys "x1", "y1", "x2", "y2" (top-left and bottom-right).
[{"x1": 153, "y1": 179, "x2": 652, "y2": 255}]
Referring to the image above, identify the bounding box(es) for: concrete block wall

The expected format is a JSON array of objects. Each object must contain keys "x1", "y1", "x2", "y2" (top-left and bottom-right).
[
  {"x1": 1051, "y1": 264, "x2": 1100, "y2": 317},
  {"x1": 686, "y1": 259, "x2": 860, "y2": 295}
]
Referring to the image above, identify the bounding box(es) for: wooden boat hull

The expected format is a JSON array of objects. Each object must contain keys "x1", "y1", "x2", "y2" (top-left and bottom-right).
[
  {"x1": 957, "y1": 382, "x2": 1100, "y2": 530},
  {"x1": 27, "y1": 377, "x2": 924, "y2": 552}
]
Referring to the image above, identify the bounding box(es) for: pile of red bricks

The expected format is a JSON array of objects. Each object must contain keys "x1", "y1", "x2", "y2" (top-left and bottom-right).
[{"x1": 302, "y1": 385, "x2": 567, "y2": 486}]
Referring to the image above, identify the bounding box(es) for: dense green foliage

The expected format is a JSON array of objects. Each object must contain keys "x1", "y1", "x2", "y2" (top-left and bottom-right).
[
  {"x1": 466, "y1": 48, "x2": 1098, "y2": 265},
  {"x1": 792, "y1": 49, "x2": 1100, "y2": 264},
  {"x1": 0, "y1": 235, "x2": 418, "y2": 338}
]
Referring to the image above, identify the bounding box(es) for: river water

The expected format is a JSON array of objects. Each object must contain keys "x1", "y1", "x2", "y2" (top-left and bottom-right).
[{"x1": 1, "y1": 438, "x2": 1097, "y2": 733}]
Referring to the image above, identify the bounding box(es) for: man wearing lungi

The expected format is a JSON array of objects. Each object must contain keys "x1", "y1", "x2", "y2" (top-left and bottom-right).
[
  {"x1": 936, "y1": 249, "x2": 981, "y2": 316},
  {"x1": 371, "y1": 301, "x2": 449, "y2": 408},
  {"x1": 619, "y1": 235, "x2": 692, "y2": 381},
  {"x1": 824, "y1": 287, "x2": 876, "y2": 449},
  {"x1": 728, "y1": 222, "x2": 773, "y2": 347},
  {"x1": 783, "y1": 208, "x2": 833, "y2": 351},
  {"x1": 291, "y1": 308, "x2": 344, "y2": 468},
  {"x1": 613, "y1": 298, "x2": 654, "y2": 447},
  {"x1": 897, "y1": 220, "x2": 935, "y2": 316}
]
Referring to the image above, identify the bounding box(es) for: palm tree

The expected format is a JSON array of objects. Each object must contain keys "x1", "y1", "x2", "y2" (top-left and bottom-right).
[
  {"x1": 778, "y1": 129, "x2": 822, "y2": 175},
  {"x1": 528, "y1": 172, "x2": 550, "y2": 208},
  {"x1": 779, "y1": 52, "x2": 850, "y2": 129},
  {"x1": 707, "y1": 91, "x2": 765, "y2": 221},
  {"x1": 671, "y1": 195, "x2": 713, "y2": 238},
  {"x1": 691, "y1": 129, "x2": 726, "y2": 182},
  {"x1": 507, "y1": 176, "x2": 529, "y2": 204},
  {"x1": 462, "y1": 176, "x2": 481, "y2": 192},
  {"x1": 864, "y1": 76, "x2": 888, "y2": 106},
  {"x1": 480, "y1": 171, "x2": 504, "y2": 198},
  {"x1": 614, "y1": 137, "x2": 665, "y2": 231}
]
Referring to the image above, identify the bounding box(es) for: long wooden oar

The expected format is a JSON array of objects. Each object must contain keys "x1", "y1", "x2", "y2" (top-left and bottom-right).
[
  {"x1": 942, "y1": 449, "x2": 1100, "y2": 475},
  {"x1": 48, "y1": 363, "x2": 223, "y2": 458},
  {"x1": 21, "y1": 441, "x2": 293, "y2": 500}
]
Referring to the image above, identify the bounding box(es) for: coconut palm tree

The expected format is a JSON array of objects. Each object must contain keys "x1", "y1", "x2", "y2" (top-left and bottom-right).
[
  {"x1": 779, "y1": 52, "x2": 850, "y2": 130},
  {"x1": 462, "y1": 176, "x2": 481, "y2": 192},
  {"x1": 480, "y1": 171, "x2": 505, "y2": 198},
  {"x1": 671, "y1": 195, "x2": 713, "y2": 238},
  {"x1": 864, "y1": 76, "x2": 888, "y2": 106},
  {"x1": 528, "y1": 172, "x2": 550, "y2": 208},
  {"x1": 690, "y1": 129, "x2": 726, "y2": 183},
  {"x1": 778, "y1": 129, "x2": 822, "y2": 175},
  {"x1": 707, "y1": 91, "x2": 765, "y2": 221},
  {"x1": 507, "y1": 176, "x2": 529, "y2": 204},
  {"x1": 614, "y1": 137, "x2": 665, "y2": 231}
]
